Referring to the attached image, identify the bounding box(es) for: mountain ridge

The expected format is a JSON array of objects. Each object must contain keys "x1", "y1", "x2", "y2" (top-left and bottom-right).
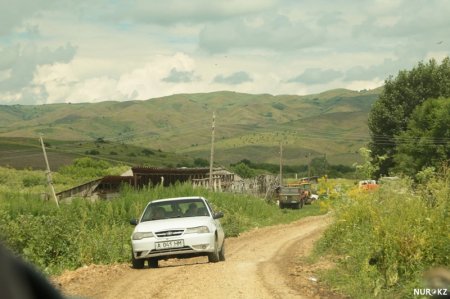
[{"x1": 0, "y1": 88, "x2": 381, "y2": 165}]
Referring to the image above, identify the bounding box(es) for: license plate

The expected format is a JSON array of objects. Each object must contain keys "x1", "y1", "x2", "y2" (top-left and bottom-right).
[{"x1": 155, "y1": 240, "x2": 184, "y2": 249}]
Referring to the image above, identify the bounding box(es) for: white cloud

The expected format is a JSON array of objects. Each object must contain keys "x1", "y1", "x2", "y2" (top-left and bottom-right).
[
  {"x1": 0, "y1": 42, "x2": 76, "y2": 103},
  {"x1": 0, "y1": 0, "x2": 449, "y2": 104}
]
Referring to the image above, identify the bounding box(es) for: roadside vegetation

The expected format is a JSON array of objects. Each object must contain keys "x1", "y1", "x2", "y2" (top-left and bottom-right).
[{"x1": 313, "y1": 168, "x2": 449, "y2": 298}]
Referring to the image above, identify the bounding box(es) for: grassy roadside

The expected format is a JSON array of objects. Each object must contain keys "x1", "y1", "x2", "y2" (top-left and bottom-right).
[
  {"x1": 0, "y1": 183, "x2": 327, "y2": 275},
  {"x1": 309, "y1": 172, "x2": 449, "y2": 298}
]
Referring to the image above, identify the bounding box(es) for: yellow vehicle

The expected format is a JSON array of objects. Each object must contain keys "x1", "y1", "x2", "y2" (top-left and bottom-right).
[{"x1": 285, "y1": 177, "x2": 319, "y2": 205}]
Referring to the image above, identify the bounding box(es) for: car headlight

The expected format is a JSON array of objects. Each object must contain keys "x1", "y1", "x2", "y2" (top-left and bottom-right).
[
  {"x1": 185, "y1": 226, "x2": 210, "y2": 234},
  {"x1": 132, "y1": 232, "x2": 154, "y2": 240}
]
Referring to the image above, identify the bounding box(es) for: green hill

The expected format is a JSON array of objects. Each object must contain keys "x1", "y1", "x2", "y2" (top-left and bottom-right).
[{"x1": 0, "y1": 88, "x2": 381, "y2": 167}]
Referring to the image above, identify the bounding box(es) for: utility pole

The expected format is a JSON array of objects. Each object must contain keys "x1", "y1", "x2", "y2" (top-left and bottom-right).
[
  {"x1": 307, "y1": 152, "x2": 311, "y2": 177},
  {"x1": 39, "y1": 134, "x2": 59, "y2": 208},
  {"x1": 279, "y1": 142, "x2": 283, "y2": 185},
  {"x1": 209, "y1": 112, "x2": 215, "y2": 190}
]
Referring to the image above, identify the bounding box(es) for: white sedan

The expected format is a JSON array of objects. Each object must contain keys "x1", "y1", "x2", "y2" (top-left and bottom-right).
[{"x1": 130, "y1": 196, "x2": 225, "y2": 268}]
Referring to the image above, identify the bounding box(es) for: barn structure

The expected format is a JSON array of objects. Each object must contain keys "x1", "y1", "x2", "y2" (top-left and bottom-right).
[
  {"x1": 56, "y1": 167, "x2": 236, "y2": 201},
  {"x1": 131, "y1": 166, "x2": 235, "y2": 189},
  {"x1": 56, "y1": 175, "x2": 134, "y2": 202}
]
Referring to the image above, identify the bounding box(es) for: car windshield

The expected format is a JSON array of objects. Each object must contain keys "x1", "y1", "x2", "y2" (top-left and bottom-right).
[{"x1": 140, "y1": 198, "x2": 210, "y2": 222}]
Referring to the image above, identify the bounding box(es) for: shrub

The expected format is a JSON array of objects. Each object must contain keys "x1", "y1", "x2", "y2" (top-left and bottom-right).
[{"x1": 315, "y1": 170, "x2": 449, "y2": 298}]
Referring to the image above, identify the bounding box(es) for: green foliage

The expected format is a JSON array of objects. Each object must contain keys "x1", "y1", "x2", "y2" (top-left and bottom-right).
[
  {"x1": 310, "y1": 156, "x2": 328, "y2": 177},
  {"x1": 22, "y1": 173, "x2": 46, "y2": 187},
  {"x1": 271, "y1": 102, "x2": 286, "y2": 110},
  {"x1": 57, "y1": 157, "x2": 124, "y2": 182},
  {"x1": 85, "y1": 149, "x2": 100, "y2": 155},
  {"x1": 229, "y1": 158, "x2": 355, "y2": 178},
  {"x1": 368, "y1": 57, "x2": 450, "y2": 176},
  {"x1": 231, "y1": 162, "x2": 257, "y2": 178},
  {"x1": 141, "y1": 149, "x2": 155, "y2": 156},
  {"x1": 0, "y1": 183, "x2": 325, "y2": 275},
  {"x1": 315, "y1": 170, "x2": 450, "y2": 298},
  {"x1": 353, "y1": 147, "x2": 385, "y2": 179},
  {"x1": 0, "y1": 167, "x2": 48, "y2": 194},
  {"x1": 193, "y1": 157, "x2": 209, "y2": 167},
  {"x1": 394, "y1": 98, "x2": 450, "y2": 177}
]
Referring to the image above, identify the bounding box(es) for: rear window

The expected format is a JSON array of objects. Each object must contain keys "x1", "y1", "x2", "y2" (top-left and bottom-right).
[{"x1": 141, "y1": 198, "x2": 210, "y2": 222}]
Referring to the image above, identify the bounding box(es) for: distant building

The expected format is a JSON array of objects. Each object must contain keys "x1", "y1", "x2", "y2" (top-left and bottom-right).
[
  {"x1": 56, "y1": 167, "x2": 236, "y2": 201},
  {"x1": 56, "y1": 176, "x2": 134, "y2": 202}
]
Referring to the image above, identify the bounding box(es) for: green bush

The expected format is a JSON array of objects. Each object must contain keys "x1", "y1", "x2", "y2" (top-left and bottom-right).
[
  {"x1": 22, "y1": 174, "x2": 46, "y2": 187},
  {"x1": 314, "y1": 171, "x2": 449, "y2": 298}
]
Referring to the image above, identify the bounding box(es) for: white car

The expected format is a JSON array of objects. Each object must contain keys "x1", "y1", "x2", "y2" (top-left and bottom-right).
[{"x1": 130, "y1": 196, "x2": 225, "y2": 268}]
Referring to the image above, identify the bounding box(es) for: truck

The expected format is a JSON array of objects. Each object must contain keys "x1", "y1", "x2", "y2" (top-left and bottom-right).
[
  {"x1": 274, "y1": 186, "x2": 307, "y2": 209},
  {"x1": 358, "y1": 179, "x2": 378, "y2": 191},
  {"x1": 286, "y1": 177, "x2": 319, "y2": 205}
]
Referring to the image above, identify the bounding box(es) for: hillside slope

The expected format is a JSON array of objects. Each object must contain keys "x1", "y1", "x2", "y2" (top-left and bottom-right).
[{"x1": 0, "y1": 88, "x2": 380, "y2": 165}]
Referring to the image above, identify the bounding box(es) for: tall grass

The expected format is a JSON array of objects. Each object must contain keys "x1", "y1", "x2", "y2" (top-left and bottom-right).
[
  {"x1": 314, "y1": 171, "x2": 449, "y2": 298},
  {"x1": 0, "y1": 183, "x2": 325, "y2": 275}
]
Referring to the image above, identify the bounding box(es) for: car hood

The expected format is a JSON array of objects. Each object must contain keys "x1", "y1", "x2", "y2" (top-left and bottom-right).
[{"x1": 134, "y1": 217, "x2": 214, "y2": 233}]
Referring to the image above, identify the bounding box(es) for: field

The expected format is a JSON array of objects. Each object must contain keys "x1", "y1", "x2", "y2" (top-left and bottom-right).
[{"x1": 0, "y1": 137, "x2": 198, "y2": 170}]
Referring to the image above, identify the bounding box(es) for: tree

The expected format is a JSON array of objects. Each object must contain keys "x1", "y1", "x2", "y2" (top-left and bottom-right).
[
  {"x1": 141, "y1": 149, "x2": 155, "y2": 156},
  {"x1": 194, "y1": 158, "x2": 209, "y2": 167},
  {"x1": 368, "y1": 57, "x2": 450, "y2": 176},
  {"x1": 353, "y1": 147, "x2": 385, "y2": 179},
  {"x1": 394, "y1": 98, "x2": 450, "y2": 176},
  {"x1": 232, "y1": 162, "x2": 256, "y2": 178},
  {"x1": 310, "y1": 156, "x2": 328, "y2": 177}
]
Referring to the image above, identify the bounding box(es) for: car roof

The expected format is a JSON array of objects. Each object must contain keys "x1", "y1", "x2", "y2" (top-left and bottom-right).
[{"x1": 149, "y1": 196, "x2": 205, "y2": 204}]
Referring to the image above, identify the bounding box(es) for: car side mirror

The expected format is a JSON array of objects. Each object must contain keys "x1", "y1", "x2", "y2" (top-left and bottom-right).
[
  {"x1": 130, "y1": 218, "x2": 138, "y2": 226},
  {"x1": 213, "y1": 211, "x2": 224, "y2": 219}
]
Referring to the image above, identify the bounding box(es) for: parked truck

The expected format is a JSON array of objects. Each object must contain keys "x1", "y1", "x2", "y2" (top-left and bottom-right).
[
  {"x1": 274, "y1": 186, "x2": 306, "y2": 209},
  {"x1": 285, "y1": 176, "x2": 319, "y2": 205}
]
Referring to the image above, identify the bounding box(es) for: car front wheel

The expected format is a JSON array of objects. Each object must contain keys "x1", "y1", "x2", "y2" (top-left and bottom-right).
[
  {"x1": 131, "y1": 252, "x2": 145, "y2": 269},
  {"x1": 148, "y1": 258, "x2": 159, "y2": 268},
  {"x1": 219, "y1": 240, "x2": 225, "y2": 261},
  {"x1": 208, "y1": 237, "x2": 220, "y2": 263}
]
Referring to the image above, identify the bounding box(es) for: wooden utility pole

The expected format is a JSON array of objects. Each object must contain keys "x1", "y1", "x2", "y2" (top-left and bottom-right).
[
  {"x1": 39, "y1": 134, "x2": 59, "y2": 207},
  {"x1": 307, "y1": 152, "x2": 311, "y2": 177},
  {"x1": 209, "y1": 112, "x2": 216, "y2": 190},
  {"x1": 279, "y1": 142, "x2": 283, "y2": 185}
]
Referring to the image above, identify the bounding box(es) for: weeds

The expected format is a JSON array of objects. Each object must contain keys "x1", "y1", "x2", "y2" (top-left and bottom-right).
[{"x1": 314, "y1": 171, "x2": 449, "y2": 298}]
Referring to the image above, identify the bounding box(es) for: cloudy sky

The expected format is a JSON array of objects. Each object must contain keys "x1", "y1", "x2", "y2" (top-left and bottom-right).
[{"x1": 0, "y1": 0, "x2": 449, "y2": 104}]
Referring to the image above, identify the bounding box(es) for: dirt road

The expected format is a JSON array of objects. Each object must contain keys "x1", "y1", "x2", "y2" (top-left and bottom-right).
[{"x1": 55, "y1": 214, "x2": 339, "y2": 299}]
